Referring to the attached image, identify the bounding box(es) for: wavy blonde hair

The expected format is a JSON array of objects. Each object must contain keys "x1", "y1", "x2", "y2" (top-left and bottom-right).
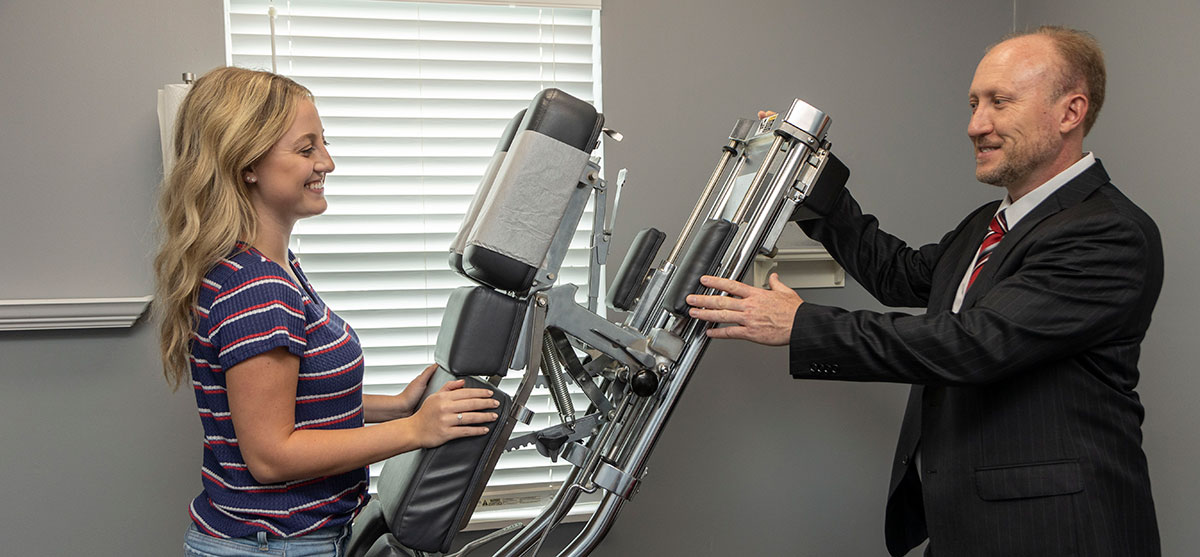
[{"x1": 154, "y1": 67, "x2": 312, "y2": 389}]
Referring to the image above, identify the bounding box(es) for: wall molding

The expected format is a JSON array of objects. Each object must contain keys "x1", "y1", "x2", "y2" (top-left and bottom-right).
[
  {"x1": 0, "y1": 296, "x2": 153, "y2": 331},
  {"x1": 752, "y1": 248, "x2": 845, "y2": 289}
]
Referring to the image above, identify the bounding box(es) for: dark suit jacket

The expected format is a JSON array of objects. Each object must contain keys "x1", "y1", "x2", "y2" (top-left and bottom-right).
[{"x1": 793, "y1": 161, "x2": 1162, "y2": 556}]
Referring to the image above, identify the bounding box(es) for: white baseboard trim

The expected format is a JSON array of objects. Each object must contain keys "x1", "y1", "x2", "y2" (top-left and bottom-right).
[{"x1": 0, "y1": 295, "x2": 154, "y2": 331}]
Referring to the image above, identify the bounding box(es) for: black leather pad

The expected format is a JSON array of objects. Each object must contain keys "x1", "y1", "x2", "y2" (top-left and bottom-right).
[
  {"x1": 521, "y1": 88, "x2": 604, "y2": 152},
  {"x1": 435, "y1": 286, "x2": 526, "y2": 377},
  {"x1": 460, "y1": 245, "x2": 538, "y2": 294},
  {"x1": 496, "y1": 108, "x2": 528, "y2": 153},
  {"x1": 377, "y1": 366, "x2": 513, "y2": 554},
  {"x1": 346, "y1": 499, "x2": 389, "y2": 557},
  {"x1": 607, "y1": 227, "x2": 665, "y2": 311},
  {"x1": 663, "y1": 219, "x2": 738, "y2": 315},
  {"x1": 790, "y1": 151, "x2": 850, "y2": 221}
]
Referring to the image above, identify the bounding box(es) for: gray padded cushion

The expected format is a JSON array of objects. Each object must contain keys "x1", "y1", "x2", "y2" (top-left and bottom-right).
[
  {"x1": 461, "y1": 88, "x2": 602, "y2": 292},
  {"x1": 434, "y1": 286, "x2": 526, "y2": 377},
  {"x1": 376, "y1": 367, "x2": 512, "y2": 554},
  {"x1": 450, "y1": 109, "x2": 528, "y2": 274},
  {"x1": 464, "y1": 129, "x2": 589, "y2": 286}
]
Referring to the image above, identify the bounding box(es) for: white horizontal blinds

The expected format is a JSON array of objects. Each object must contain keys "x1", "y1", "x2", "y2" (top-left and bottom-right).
[{"x1": 227, "y1": 0, "x2": 601, "y2": 506}]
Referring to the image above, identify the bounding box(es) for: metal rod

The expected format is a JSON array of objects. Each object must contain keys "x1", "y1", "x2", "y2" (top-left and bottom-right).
[
  {"x1": 493, "y1": 469, "x2": 586, "y2": 557},
  {"x1": 730, "y1": 135, "x2": 786, "y2": 224},
  {"x1": 558, "y1": 494, "x2": 625, "y2": 557},
  {"x1": 725, "y1": 139, "x2": 812, "y2": 280},
  {"x1": 665, "y1": 142, "x2": 739, "y2": 264},
  {"x1": 707, "y1": 154, "x2": 748, "y2": 221}
]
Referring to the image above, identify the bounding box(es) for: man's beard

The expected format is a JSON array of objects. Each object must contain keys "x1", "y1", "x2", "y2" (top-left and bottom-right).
[{"x1": 976, "y1": 133, "x2": 1057, "y2": 189}]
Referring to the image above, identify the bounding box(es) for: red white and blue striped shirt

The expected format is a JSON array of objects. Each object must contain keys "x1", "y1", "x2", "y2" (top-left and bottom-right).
[{"x1": 188, "y1": 245, "x2": 367, "y2": 538}]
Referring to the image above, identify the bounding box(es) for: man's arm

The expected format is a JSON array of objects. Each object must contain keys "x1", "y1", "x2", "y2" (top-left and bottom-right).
[
  {"x1": 787, "y1": 209, "x2": 1156, "y2": 386},
  {"x1": 798, "y1": 189, "x2": 990, "y2": 309},
  {"x1": 692, "y1": 203, "x2": 1157, "y2": 387}
]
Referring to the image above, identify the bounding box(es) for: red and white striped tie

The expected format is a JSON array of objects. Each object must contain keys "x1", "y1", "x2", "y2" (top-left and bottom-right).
[{"x1": 966, "y1": 210, "x2": 1008, "y2": 292}]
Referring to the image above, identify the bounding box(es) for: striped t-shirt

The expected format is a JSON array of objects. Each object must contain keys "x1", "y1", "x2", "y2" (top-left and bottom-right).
[{"x1": 188, "y1": 244, "x2": 367, "y2": 538}]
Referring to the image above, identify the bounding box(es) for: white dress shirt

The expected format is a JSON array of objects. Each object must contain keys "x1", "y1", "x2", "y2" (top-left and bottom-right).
[{"x1": 950, "y1": 152, "x2": 1096, "y2": 313}]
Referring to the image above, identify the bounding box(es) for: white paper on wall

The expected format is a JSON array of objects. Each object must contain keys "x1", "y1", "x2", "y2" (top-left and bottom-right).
[{"x1": 157, "y1": 83, "x2": 191, "y2": 177}]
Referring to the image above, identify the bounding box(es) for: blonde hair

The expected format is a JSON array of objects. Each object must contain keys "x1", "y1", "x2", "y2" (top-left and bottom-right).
[{"x1": 154, "y1": 67, "x2": 312, "y2": 389}]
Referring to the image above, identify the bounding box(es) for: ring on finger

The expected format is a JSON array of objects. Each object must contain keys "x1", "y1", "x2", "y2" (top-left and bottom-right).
[{"x1": 457, "y1": 413, "x2": 463, "y2": 422}]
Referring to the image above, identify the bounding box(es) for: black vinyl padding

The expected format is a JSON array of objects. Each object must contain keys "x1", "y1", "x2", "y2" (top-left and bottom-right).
[
  {"x1": 521, "y1": 88, "x2": 605, "y2": 152},
  {"x1": 435, "y1": 286, "x2": 526, "y2": 377},
  {"x1": 496, "y1": 108, "x2": 528, "y2": 154},
  {"x1": 461, "y1": 245, "x2": 538, "y2": 294},
  {"x1": 663, "y1": 219, "x2": 738, "y2": 315},
  {"x1": 790, "y1": 151, "x2": 850, "y2": 221},
  {"x1": 447, "y1": 251, "x2": 465, "y2": 277},
  {"x1": 376, "y1": 367, "x2": 513, "y2": 554},
  {"x1": 607, "y1": 227, "x2": 665, "y2": 311},
  {"x1": 346, "y1": 500, "x2": 392, "y2": 557}
]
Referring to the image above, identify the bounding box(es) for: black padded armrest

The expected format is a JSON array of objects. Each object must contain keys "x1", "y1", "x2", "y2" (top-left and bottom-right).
[
  {"x1": 435, "y1": 286, "x2": 526, "y2": 377},
  {"x1": 663, "y1": 219, "x2": 738, "y2": 315},
  {"x1": 607, "y1": 227, "x2": 665, "y2": 311}
]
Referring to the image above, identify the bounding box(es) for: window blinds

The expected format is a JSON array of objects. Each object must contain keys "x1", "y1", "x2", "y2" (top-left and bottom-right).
[{"x1": 227, "y1": 0, "x2": 603, "y2": 525}]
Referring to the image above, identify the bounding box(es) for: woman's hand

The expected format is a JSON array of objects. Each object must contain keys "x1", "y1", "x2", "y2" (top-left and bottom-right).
[
  {"x1": 394, "y1": 363, "x2": 437, "y2": 416},
  {"x1": 364, "y1": 363, "x2": 438, "y2": 422},
  {"x1": 409, "y1": 379, "x2": 500, "y2": 448}
]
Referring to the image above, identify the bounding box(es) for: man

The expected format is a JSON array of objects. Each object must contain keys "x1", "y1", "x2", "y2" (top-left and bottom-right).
[{"x1": 687, "y1": 26, "x2": 1161, "y2": 556}]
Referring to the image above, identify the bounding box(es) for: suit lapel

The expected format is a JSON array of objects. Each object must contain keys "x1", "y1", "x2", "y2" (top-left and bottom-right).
[
  {"x1": 960, "y1": 160, "x2": 1110, "y2": 309},
  {"x1": 928, "y1": 203, "x2": 998, "y2": 313}
]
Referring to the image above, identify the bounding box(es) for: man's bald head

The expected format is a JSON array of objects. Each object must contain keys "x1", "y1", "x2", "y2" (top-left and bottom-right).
[{"x1": 989, "y1": 26, "x2": 1106, "y2": 135}]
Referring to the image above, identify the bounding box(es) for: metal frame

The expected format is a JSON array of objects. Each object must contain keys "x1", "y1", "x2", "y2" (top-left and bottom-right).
[{"x1": 394, "y1": 98, "x2": 842, "y2": 557}]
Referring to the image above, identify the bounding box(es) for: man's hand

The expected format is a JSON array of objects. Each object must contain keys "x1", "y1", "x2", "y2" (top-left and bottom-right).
[{"x1": 686, "y1": 273, "x2": 802, "y2": 346}]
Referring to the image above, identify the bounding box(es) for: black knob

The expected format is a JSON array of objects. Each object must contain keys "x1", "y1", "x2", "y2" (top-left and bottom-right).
[{"x1": 631, "y1": 369, "x2": 659, "y2": 397}]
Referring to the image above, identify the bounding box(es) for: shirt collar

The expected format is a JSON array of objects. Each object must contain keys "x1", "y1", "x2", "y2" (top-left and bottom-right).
[{"x1": 995, "y1": 152, "x2": 1095, "y2": 227}]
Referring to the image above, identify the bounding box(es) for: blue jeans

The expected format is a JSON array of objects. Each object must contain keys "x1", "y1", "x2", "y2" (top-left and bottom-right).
[{"x1": 183, "y1": 523, "x2": 349, "y2": 557}]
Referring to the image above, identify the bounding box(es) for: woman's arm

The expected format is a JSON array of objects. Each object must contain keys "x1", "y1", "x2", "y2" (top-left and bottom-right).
[{"x1": 226, "y1": 348, "x2": 499, "y2": 484}]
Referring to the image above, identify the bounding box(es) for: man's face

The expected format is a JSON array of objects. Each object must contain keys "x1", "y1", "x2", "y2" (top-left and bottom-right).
[{"x1": 967, "y1": 36, "x2": 1066, "y2": 194}]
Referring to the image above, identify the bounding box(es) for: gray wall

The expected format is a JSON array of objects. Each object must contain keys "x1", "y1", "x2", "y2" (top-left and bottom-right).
[
  {"x1": 1, "y1": 1, "x2": 1196, "y2": 556},
  {"x1": 0, "y1": 1, "x2": 226, "y2": 555}
]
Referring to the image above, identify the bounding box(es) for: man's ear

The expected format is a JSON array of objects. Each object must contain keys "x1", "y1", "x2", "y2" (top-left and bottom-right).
[{"x1": 1060, "y1": 93, "x2": 1088, "y2": 134}]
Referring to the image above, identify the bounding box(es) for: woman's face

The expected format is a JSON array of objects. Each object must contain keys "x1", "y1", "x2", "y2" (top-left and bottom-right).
[{"x1": 246, "y1": 98, "x2": 334, "y2": 230}]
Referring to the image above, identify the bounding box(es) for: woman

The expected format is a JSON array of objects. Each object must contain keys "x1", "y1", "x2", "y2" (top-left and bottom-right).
[{"x1": 155, "y1": 67, "x2": 499, "y2": 556}]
